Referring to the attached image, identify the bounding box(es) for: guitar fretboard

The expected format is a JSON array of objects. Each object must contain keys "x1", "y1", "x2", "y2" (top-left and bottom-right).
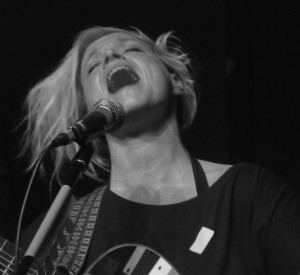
[{"x1": 0, "y1": 236, "x2": 39, "y2": 275}]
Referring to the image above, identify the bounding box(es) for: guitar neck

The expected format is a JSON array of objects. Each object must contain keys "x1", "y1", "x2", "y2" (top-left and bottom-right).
[{"x1": 0, "y1": 236, "x2": 39, "y2": 275}]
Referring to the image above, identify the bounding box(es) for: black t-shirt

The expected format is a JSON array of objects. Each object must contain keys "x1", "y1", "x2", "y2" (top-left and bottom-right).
[
  {"x1": 80, "y1": 160, "x2": 300, "y2": 274},
  {"x1": 21, "y1": 159, "x2": 300, "y2": 274}
]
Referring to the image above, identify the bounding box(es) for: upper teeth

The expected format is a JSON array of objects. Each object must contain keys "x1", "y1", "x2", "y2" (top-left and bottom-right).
[{"x1": 108, "y1": 66, "x2": 131, "y2": 81}]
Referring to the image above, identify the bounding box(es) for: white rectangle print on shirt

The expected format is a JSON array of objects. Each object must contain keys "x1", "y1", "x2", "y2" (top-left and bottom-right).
[{"x1": 190, "y1": 227, "x2": 215, "y2": 254}]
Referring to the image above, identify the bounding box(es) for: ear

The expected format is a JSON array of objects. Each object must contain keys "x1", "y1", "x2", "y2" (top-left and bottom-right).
[{"x1": 170, "y1": 73, "x2": 183, "y2": 95}]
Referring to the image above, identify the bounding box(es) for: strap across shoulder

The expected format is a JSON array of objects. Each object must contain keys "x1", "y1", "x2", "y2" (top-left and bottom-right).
[{"x1": 191, "y1": 157, "x2": 209, "y2": 194}]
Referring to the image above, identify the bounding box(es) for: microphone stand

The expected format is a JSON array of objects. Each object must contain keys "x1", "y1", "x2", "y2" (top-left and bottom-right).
[{"x1": 15, "y1": 143, "x2": 94, "y2": 275}]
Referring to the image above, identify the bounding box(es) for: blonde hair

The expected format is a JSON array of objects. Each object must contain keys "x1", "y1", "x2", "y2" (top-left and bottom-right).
[{"x1": 22, "y1": 26, "x2": 198, "y2": 184}]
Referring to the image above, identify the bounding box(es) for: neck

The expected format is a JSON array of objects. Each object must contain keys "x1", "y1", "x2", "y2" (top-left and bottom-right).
[{"x1": 105, "y1": 120, "x2": 196, "y2": 204}]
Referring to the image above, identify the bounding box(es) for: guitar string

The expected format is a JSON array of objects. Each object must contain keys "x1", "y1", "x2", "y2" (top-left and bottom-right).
[
  {"x1": 0, "y1": 252, "x2": 15, "y2": 273},
  {"x1": 0, "y1": 255, "x2": 37, "y2": 275},
  {"x1": 0, "y1": 263, "x2": 37, "y2": 275},
  {"x1": 0, "y1": 260, "x2": 13, "y2": 275},
  {"x1": 0, "y1": 240, "x2": 14, "y2": 275},
  {"x1": 0, "y1": 266, "x2": 37, "y2": 275},
  {"x1": 0, "y1": 246, "x2": 38, "y2": 275},
  {"x1": 0, "y1": 239, "x2": 6, "y2": 250},
  {"x1": 0, "y1": 268, "x2": 12, "y2": 275},
  {"x1": 1, "y1": 237, "x2": 38, "y2": 275}
]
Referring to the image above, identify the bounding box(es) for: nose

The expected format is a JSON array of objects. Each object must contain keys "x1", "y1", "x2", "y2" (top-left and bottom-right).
[{"x1": 104, "y1": 50, "x2": 123, "y2": 65}]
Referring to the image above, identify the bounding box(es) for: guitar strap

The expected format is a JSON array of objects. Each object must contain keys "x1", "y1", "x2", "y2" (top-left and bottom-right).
[{"x1": 40, "y1": 185, "x2": 107, "y2": 275}]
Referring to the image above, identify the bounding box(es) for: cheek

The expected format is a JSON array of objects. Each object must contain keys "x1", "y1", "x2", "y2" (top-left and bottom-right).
[
  {"x1": 148, "y1": 65, "x2": 171, "y2": 95},
  {"x1": 82, "y1": 77, "x2": 105, "y2": 110},
  {"x1": 145, "y1": 57, "x2": 170, "y2": 85}
]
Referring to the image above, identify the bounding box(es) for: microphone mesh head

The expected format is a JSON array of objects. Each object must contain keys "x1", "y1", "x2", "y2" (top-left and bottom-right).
[{"x1": 93, "y1": 99, "x2": 125, "y2": 132}]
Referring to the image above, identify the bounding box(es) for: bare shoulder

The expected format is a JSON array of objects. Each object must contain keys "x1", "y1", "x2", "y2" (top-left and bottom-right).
[{"x1": 197, "y1": 159, "x2": 233, "y2": 188}]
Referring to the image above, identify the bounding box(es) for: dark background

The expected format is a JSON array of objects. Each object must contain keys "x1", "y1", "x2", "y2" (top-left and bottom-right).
[{"x1": 1, "y1": 0, "x2": 299, "y2": 243}]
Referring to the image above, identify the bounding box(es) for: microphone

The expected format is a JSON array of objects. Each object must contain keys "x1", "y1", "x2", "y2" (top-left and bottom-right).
[{"x1": 51, "y1": 99, "x2": 125, "y2": 147}]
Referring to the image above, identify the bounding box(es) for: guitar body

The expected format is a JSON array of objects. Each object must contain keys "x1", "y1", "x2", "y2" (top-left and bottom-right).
[
  {"x1": 84, "y1": 244, "x2": 179, "y2": 275},
  {"x1": 0, "y1": 237, "x2": 179, "y2": 275}
]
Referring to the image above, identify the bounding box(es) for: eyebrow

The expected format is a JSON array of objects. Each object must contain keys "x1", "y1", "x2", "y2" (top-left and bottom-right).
[
  {"x1": 83, "y1": 37, "x2": 145, "y2": 69},
  {"x1": 85, "y1": 39, "x2": 127, "y2": 60}
]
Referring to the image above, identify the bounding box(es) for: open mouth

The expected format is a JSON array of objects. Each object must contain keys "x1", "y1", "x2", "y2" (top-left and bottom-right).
[{"x1": 107, "y1": 66, "x2": 140, "y2": 94}]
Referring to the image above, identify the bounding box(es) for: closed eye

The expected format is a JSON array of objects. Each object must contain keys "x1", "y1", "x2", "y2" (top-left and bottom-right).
[
  {"x1": 125, "y1": 47, "x2": 143, "y2": 52},
  {"x1": 87, "y1": 62, "x2": 100, "y2": 75}
]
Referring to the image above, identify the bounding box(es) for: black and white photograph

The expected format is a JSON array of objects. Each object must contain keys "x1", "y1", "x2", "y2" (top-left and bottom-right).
[{"x1": 1, "y1": 1, "x2": 299, "y2": 274}]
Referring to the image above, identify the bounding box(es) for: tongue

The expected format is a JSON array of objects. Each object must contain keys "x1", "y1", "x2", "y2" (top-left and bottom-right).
[{"x1": 107, "y1": 68, "x2": 139, "y2": 94}]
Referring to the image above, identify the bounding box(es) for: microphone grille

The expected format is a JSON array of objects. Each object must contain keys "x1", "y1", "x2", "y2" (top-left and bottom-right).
[{"x1": 93, "y1": 99, "x2": 125, "y2": 132}]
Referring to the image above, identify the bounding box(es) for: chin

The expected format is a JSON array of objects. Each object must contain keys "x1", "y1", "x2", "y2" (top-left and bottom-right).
[{"x1": 112, "y1": 90, "x2": 146, "y2": 111}]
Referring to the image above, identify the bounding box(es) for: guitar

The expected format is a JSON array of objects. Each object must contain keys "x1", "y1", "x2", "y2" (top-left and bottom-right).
[
  {"x1": 0, "y1": 236, "x2": 39, "y2": 275},
  {"x1": 85, "y1": 244, "x2": 179, "y2": 275},
  {"x1": 0, "y1": 237, "x2": 179, "y2": 275}
]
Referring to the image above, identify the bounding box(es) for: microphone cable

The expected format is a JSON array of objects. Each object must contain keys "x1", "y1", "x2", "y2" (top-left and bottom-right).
[{"x1": 14, "y1": 143, "x2": 53, "y2": 272}]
